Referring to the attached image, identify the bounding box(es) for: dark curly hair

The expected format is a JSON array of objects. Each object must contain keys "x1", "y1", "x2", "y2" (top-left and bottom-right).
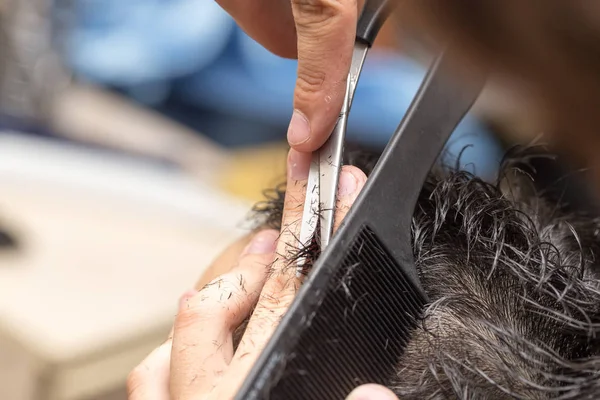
[{"x1": 247, "y1": 146, "x2": 600, "y2": 399}]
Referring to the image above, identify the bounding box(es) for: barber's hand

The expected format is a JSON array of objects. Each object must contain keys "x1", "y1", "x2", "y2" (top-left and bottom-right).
[
  {"x1": 214, "y1": 0, "x2": 359, "y2": 153},
  {"x1": 346, "y1": 384, "x2": 400, "y2": 399},
  {"x1": 127, "y1": 149, "x2": 394, "y2": 399}
]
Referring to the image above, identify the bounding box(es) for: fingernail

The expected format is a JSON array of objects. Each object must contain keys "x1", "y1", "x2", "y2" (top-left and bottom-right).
[
  {"x1": 288, "y1": 149, "x2": 310, "y2": 180},
  {"x1": 287, "y1": 110, "x2": 311, "y2": 146},
  {"x1": 338, "y1": 170, "x2": 358, "y2": 197},
  {"x1": 346, "y1": 385, "x2": 398, "y2": 400},
  {"x1": 242, "y1": 230, "x2": 278, "y2": 256}
]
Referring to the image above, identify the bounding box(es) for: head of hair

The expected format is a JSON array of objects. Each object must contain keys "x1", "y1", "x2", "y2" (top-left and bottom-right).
[{"x1": 250, "y1": 147, "x2": 600, "y2": 398}]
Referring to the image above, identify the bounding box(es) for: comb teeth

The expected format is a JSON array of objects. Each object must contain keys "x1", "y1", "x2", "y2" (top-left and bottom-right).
[{"x1": 263, "y1": 226, "x2": 427, "y2": 400}]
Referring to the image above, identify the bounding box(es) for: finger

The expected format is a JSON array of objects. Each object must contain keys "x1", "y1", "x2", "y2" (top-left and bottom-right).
[
  {"x1": 333, "y1": 165, "x2": 367, "y2": 233},
  {"x1": 127, "y1": 341, "x2": 172, "y2": 400},
  {"x1": 172, "y1": 233, "x2": 252, "y2": 365},
  {"x1": 221, "y1": 149, "x2": 310, "y2": 396},
  {"x1": 169, "y1": 230, "x2": 278, "y2": 399},
  {"x1": 214, "y1": 0, "x2": 297, "y2": 58},
  {"x1": 346, "y1": 384, "x2": 400, "y2": 400},
  {"x1": 194, "y1": 233, "x2": 254, "y2": 290},
  {"x1": 287, "y1": 0, "x2": 358, "y2": 152}
]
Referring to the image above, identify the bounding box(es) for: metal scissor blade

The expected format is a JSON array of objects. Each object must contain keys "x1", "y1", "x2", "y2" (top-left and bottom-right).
[
  {"x1": 318, "y1": 42, "x2": 369, "y2": 249},
  {"x1": 296, "y1": 152, "x2": 320, "y2": 277},
  {"x1": 296, "y1": 42, "x2": 370, "y2": 277}
]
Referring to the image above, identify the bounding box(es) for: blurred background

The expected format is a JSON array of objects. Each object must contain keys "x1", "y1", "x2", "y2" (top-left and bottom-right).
[{"x1": 0, "y1": 1, "x2": 544, "y2": 399}]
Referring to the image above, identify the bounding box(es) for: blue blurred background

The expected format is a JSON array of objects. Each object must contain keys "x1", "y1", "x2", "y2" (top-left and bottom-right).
[{"x1": 56, "y1": 0, "x2": 505, "y2": 179}]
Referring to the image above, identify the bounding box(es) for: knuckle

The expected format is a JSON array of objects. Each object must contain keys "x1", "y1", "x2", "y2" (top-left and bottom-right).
[
  {"x1": 176, "y1": 265, "x2": 265, "y2": 330},
  {"x1": 126, "y1": 368, "x2": 145, "y2": 398},
  {"x1": 296, "y1": 65, "x2": 328, "y2": 99},
  {"x1": 177, "y1": 278, "x2": 241, "y2": 327},
  {"x1": 200, "y1": 276, "x2": 240, "y2": 301},
  {"x1": 174, "y1": 304, "x2": 212, "y2": 331},
  {"x1": 292, "y1": 0, "x2": 355, "y2": 26}
]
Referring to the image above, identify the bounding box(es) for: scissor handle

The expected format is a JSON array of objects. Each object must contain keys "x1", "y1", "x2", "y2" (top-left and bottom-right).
[{"x1": 356, "y1": 0, "x2": 396, "y2": 46}]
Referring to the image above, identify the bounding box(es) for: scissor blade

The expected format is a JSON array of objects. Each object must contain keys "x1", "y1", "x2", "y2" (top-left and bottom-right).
[
  {"x1": 296, "y1": 152, "x2": 320, "y2": 277},
  {"x1": 296, "y1": 42, "x2": 369, "y2": 276},
  {"x1": 318, "y1": 42, "x2": 369, "y2": 250}
]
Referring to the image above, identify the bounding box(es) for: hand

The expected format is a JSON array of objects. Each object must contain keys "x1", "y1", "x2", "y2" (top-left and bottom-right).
[
  {"x1": 127, "y1": 149, "x2": 392, "y2": 399},
  {"x1": 214, "y1": 0, "x2": 360, "y2": 153},
  {"x1": 346, "y1": 384, "x2": 400, "y2": 400}
]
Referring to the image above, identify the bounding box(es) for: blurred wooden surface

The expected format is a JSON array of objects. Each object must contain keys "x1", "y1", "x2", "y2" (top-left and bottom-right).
[
  {"x1": 0, "y1": 132, "x2": 250, "y2": 400},
  {"x1": 50, "y1": 84, "x2": 232, "y2": 186}
]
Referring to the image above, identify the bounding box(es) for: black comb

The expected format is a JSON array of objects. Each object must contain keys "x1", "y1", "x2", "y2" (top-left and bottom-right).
[{"x1": 235, "y1": 46, "x2": 486, "y2": 400}]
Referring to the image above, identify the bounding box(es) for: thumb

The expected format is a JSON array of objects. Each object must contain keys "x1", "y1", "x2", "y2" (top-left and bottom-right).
[
  {"x1": 288, "y1": 0, "x2": 358, "y2": 152},
  {"x1": 346, "y1": 384, "x2": 400, "y2": 400}
]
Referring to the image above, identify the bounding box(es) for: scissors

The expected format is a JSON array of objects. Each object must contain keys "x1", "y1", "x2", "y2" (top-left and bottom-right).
[{"x1": 297, "y1": 0, "x2": 395, "y2": 276}]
